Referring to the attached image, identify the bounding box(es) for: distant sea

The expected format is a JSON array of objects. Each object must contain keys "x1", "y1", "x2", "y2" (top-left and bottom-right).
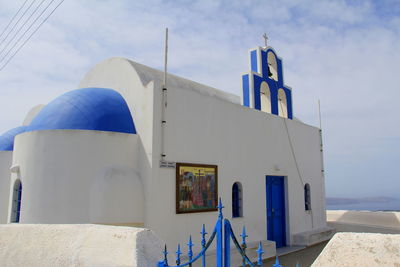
[{"x1": 326, "y1": 197, "x2": 400, "y2": 211}]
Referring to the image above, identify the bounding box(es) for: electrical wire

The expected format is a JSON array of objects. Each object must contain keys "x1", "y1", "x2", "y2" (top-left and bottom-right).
[
  {"x1": 0, "y1": 0, "x2": 36, "y2": 46},
  {"x1": 276, "y1": 81, "x2": 315, "y2": 228},
  {"x1": 0, "y1": 0, "x2": 47, "y2": 62},
  {"x1": 274, "y1": 80, "x2": 305, "y2": 187},
  {"x1": 0, "y1": 0, "x2": 65, "y2": 72},
  {"x1": 0, "y1": 0, "x2": 30, "y2": 41}
]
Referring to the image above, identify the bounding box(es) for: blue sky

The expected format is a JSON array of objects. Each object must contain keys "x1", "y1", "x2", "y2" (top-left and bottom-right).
[{"x1": 0, "y1": 0, "x2": 399, "y2": 198}]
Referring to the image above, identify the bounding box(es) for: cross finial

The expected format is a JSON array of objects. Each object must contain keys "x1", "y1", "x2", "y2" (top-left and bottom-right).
[
  {"x1": 241, "y1": 226, "x2": 248, "y2": 242},
  {"x1": 263, "y1": 33, "x2": 268, "y2": 47}
]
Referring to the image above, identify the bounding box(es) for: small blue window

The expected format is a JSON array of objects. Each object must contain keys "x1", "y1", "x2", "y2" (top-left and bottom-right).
[
  {"x1": 304, "y1": 183, "x2": 311, "y2": 211},
  {"x1": 11, "y1": 180, "x2": 22, "y2": 223},
  {"x1": 232, "y1": 182, "x2": 243, "y2": 218}
]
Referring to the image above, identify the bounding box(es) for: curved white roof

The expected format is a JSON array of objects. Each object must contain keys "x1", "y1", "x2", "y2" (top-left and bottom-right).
[{"x1": 123, "y1": 58, "x2": 240, "y2": 105}]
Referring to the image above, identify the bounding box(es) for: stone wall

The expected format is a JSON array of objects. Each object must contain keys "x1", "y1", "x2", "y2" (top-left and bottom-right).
[
  {"x1": 0, "y1": 224, "x2": 163, "y2": 267},
  {"x1": 312, "y1": 232, "x2": 400, "y2": 266}
]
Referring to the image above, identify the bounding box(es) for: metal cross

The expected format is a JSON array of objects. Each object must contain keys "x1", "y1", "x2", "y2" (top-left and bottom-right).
[{"x1": 263, "y1": 33, "x2": 268, "y2": 47}]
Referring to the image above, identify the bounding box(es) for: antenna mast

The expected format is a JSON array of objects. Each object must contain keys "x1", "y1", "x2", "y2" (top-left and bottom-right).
[
  {"x1": 161, "y1": 28, "x2": 168, "y2": 159},
  {"x1": 318, "y1": 99, "x2": 322, "y2": 130},
  {"x1": 163, "y1": 28, "x2": 168, "y2": 88}
]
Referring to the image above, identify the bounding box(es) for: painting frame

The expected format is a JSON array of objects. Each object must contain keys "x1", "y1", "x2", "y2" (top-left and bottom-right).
[{"x1": 176, "y1": 162, "x2": 218, "y2": 214}]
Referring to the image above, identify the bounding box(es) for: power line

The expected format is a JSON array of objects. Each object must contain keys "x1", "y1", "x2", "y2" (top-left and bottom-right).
[
  {"x1": 0, "y1": 0, "x2": 47, "y2": 62},
  {"x1": 0, "y1": 0, "x2": 36, "y2": 46},
  {"x1": 0, "y1": 0, "x2": 65, "y2": 72},
  {"x1": 0, "y1": 0, "x2": 30, "y2": 41}
]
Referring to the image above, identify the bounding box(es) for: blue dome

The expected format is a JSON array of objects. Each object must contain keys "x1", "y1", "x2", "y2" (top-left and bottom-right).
[
  {"x1": 27, "y1": 88, "x2": 136, "y2": 134},
  {"x1": 0, "y1": 126, "x2": 27, "y2": 151}
]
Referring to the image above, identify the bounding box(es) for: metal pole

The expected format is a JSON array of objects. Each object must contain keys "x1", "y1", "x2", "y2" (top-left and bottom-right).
[
  {"x1": 163, "y1": 28, "x2": 168, "y2": 88},
  {"x1": 240, "y1": 226, "x2": 247, "y2": 267},
  {"x1": 216, "y1": 199, "x2": 224, "y2": 267},
  {"x1": 161, "y1": 28, "x2": 168, "y2": 159},
  {"x1": 224, "y1": 220, "x2": 230, "y2": 267},
  {"x1": 318, "y1": 99, "x2": 322, "y2": 130},
  {"x1": 201, "y1": 224, "x2": 207, "y2": 267}
]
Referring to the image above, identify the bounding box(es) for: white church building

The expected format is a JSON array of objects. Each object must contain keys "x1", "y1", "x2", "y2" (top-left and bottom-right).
[{"x1": 0, "y1": 44, "x2": 332, "y2": 254}]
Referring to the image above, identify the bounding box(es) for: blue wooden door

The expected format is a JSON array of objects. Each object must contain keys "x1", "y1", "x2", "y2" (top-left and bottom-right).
[{"x1": 266, "y1": 176, "x2": 286, "y2": 248}]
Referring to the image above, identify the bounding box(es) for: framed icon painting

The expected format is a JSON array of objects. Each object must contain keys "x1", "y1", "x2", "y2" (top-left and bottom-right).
[{"x1": 176, "y1": 163, "x2": 218, "y2": 214}]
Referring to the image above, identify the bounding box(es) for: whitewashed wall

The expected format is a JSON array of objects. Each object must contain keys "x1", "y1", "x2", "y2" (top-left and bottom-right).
[
  {"x1": 0, "y1": 224, "x2": 163, "y2": 267},
  {"x1": 0, "y1": 151, "x2": 12, "y2": 223},
  {"x1": 79, "y1": 58, "x2": 327, "y2": 256},
  {"x1": 9, "y1": 130, "x2": 143, "y2": 225},
  {"x1": 151, "y1": 79, "x2": 326, "y2": 250},
  {"x1": 79, "y1": 59, "x2": 158, "y2": 240}
]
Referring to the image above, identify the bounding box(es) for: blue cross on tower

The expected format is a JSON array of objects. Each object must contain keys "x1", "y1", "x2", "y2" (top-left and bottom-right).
[{"x1": 242, "y1": 42, "x2": 293, "y2": 119}]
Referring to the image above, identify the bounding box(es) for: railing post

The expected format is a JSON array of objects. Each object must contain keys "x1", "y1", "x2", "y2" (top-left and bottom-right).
[
  {"x1": 224, "y1": 219, "x2": 230, "y2": 267},
  {"x1": 175, "y1": 244, "x2": 182, "y2": 266},
  {"x1": 158, "y1": 244, "x2": 168, "y2": 267},
  {"x1": 187, "y1": 236, "x2": 193, "y2": 267},
  {"x1": 273, "y1": 256, "x2": 282, "y2": 267},
  {"x1": 200, "y1": 224, "x2": 207, "y2": 267},
  {"x1": 256, "y1": 241, "x2": 264, "y2": 267},
  {"x1": 240, "y1": 226, "x2": 247, "y2": 267},
  {"x1": 216, "y1": 198, "x2": 224, "y2": 267}
]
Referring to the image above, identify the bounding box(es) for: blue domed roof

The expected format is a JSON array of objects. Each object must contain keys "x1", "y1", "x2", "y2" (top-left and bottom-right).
[
  {"x1": 0, "y1": 126, "x2": 27, "y2": 151},
  {"x1": 27, "y1": 88, "x2": 136, "y2": 134}
]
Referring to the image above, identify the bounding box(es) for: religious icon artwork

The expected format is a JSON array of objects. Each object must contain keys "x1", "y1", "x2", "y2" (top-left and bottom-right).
[{"x1": 176, "y1": 163, "x2": 218, "y2": 214}]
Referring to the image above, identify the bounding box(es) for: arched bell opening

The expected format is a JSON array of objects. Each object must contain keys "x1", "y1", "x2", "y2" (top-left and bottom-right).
[
  {"x1": 260, "y1": 82, "x2": 271, "y2": 114},
  {"x1": 278, "y1": 89, "x2": 288, "y2": 118},
  {"x1": 267, "y1": 51, "x2": 278, "y2": 81}
]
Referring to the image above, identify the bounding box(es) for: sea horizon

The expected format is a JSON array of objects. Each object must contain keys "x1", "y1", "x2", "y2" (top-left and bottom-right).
[{"x1": 326, "y1": 196, "x2": 400, "y2": 212}]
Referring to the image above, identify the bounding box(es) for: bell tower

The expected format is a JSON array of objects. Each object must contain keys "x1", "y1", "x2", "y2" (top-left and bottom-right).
[{"x1": 242, "y1": 36, "x2": 293, "y2": 119}]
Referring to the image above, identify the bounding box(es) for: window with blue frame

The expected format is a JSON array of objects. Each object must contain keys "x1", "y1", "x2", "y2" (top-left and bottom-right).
[
  {"x1": 232, "y1": 182, "x2": 243, "y2": 218},
  {"x1": 304, "y1": 183, "x2": 311, "y2": 211},
  {"x1": 11, "y1": 180, "x2": 22, "y2": 223}
]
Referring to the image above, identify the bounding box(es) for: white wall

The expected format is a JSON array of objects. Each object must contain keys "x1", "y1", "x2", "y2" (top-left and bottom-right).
[
  {"x1": 79, "y1": 58, "x2": 157, "y2": 231},
  {"x1": 150, "y1": 76, "x2": 326, "y2": 250},
  {"x1": 0, "y1": 151, "x2": 12, "y2": 223},
  {"x1": 78, "y1": 58, "x2": 327, "y2": 257},
  {"x1": 0, "y1": 224, "x2": 163, "y2": 267},
  {"x1": 9, "y1": 130, "x2": 143, "y2": 225}
]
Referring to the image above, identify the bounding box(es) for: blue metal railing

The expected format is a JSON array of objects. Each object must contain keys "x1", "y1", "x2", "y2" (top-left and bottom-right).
[{"x1": 157, "y1": 199, "x2": 298, "y2": 267}]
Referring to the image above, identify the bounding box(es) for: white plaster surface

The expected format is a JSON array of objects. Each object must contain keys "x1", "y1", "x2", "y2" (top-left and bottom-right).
[
  {"x1": 292, "y1": 226, "x2": 335, "y2": 246},
  {"x1": 0, "y1": 57, "x2": 327, "y2": 264},
  {"x1": 0, "y1": 151, "x2": 12, "y2": 223},
  {"x1": 0, "y1": 224, "x2": 163, "y2": 267},
  {"x1": 152, "y1": 73, "x2": 327, "y2": 250},
  {"x1": 9, "y1": 130, "x2": 143, "y2": 225},
  {"x1": 312, "y1": 232, "x2": 400, "y2": 266},
  {"x1": 79, "y1": 57, "x2": 327, "y2": 259}
]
